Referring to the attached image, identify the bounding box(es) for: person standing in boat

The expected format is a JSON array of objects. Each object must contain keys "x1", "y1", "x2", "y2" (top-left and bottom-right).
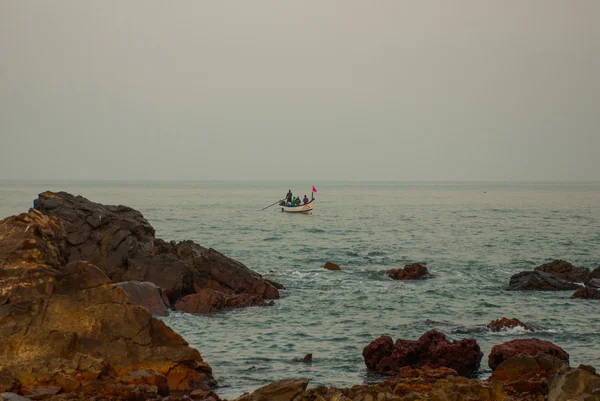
[
  {"x1": 285, "y1": 190, "x2": 293, "y2": 205},
  {"x1": 303, "y1": 195, "x2": 309, "y2": 204}
]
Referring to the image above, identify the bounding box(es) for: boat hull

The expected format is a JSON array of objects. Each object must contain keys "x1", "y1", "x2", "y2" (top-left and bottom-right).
[{"x1": 281, "y1": 199, "x2": 314, "y2": 214}]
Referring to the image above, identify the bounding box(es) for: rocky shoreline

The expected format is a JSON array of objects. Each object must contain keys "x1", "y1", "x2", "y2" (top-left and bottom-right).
[{"x1": 1, "y1": 192, "x2": 599, "y2": 401}]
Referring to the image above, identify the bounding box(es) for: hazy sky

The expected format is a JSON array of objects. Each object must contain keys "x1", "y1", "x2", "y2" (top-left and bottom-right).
[{"x1": 1, "y1": 1, "x2": 599, "y2": 181}]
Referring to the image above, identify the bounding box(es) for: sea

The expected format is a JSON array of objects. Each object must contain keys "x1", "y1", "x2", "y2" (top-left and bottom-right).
[{"x1": 1, "y1": 180, "x2": 599, "y2": 398}]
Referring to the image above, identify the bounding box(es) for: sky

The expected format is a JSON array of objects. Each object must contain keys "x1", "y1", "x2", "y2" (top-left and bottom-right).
[{"x1": 0, "y1": 1, "x2": 599, "y2": 181}]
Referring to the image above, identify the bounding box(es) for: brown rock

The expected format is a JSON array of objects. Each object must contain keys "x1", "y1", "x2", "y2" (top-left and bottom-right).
[
  {"x1": 587, "y1": 278, "x2": 600, "y2": 288},
  {"x1": 362, "y1": 330, "x2": 483, "y2": 377},
  {"x1": 190, "y1": 388, "x2": 222, "y2": 400},
  {"x1": 487, "y1": 317, "x2": 534, "y2": 332},
  {"x1": 324, "y1": 262, "x2": 343, "y2": 271},
  {"x1": 235, "y1": 378, "x2": 310, "y2": 401},
  {"x1": 115, "y1": 281, "x2": 169, "y2": 316},
  {"x1": 534, "y1": 259, "x2": 590, "y2": 283},
  {"x1": 0, "y1": 393, "x2": 31, "y2": 401},
  {"x1": 547, "y1": 365, "x2": 600, "y2": 401},
  {"x1": 506, "y1": 271, "x2": 581, "y2": 291},
  {"x1": 174, "y1": 288, "x2": 274, "y2": 314},
  {"x1": 387, "y1": 263, "x2": 428, "y2": 280},
  {"x1": 20, "y1": 385, "x2": 60, "y2": 399},
  {"x1": 120, "y1": 370, "x2": 169, "y2": 396},
  {"x1": 0, "y1": 373, "x2": 17, "y2": 393},
  {"x1": 0, "y1": 210, "x2": 215, "y2": 395},
  {"x1": 302, "y1": 354, "x2": 313, "y2": 363},
  {"x1": 590, "y1": 267, "x2": 600, "y2": 280},
  {"x1": 488, "y1": 339, "x2": 569, "y2": 370},
  {"x1": 572, "y1": 286, "x2": 600, "y2": 300}
]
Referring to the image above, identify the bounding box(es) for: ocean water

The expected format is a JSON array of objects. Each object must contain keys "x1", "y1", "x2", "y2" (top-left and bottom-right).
[{"x1": 1, "y1": 180, "x2": 600, "y2": 398}]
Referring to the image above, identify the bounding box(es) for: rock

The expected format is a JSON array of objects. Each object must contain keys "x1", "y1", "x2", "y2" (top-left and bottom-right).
[
  {"x1": 20, "y1": 385, "x2": 60, "y2": 400},
  {"x1": 362, "y1": 329, "x2": 483, "y2": 377},
  {"x1": 590, "y1": 267, "x2": 600, "y2": 280},
  {"x1": 190, "y1": 388, "x2": 222, "y2": 400},
  {"x1": 387, "y1": 263, "x2": 429, "y2": 280},
  {"x1": 0, "y1": 393, "x2": 30, "y2": 401},
  {"x1": 33, "y1": 191, "x2": 281, "y2": 304},
  {"x1": 115, "y1": 281, "x2": 170, "y2": 316},
  {"x1": 572, "y1": 286, "x2": 600, "y2": 300},
  {"x1": 547, "y1": 365, "x2": 600, "y2": 401},
  {"x1": 534, "y1": 259, "x2": 590, "y2": 283},
  {"x1": 0, "y1": 210, "x2": 215, "y2": 394},
  {"x1": 235, "y1": 378, "x2": 309, "y2": 401},
  {"x1": 119, "y1": 370, "x2": 169, "y2": 396},
  {"x1": 302, "y1": 354, "x2": 313, "y2": 363},
  {"x1": 506, "y1": 271, "x2": 581, "y2": 291},
  {"x1": 173, "y1": 288, "x2": 274, "y2": 314},
  {"x1": 587, "y1": 278, "x2": 600, "y2": 288},
  {"x1": 488, "y1": 339, "x2": 569, "y2": 370},
  {"x1": 324, "y1": 262, "x2": 342, "y2": 271},
  {"x1": 0, "y1": 374, "x2": 17, "y2": 393},
  {"x1": 487, "y1": 317, "x2": 534, "y2": 332},
  {"x1": 489, "y1": 353, "x2": 567, "y2": 395}
]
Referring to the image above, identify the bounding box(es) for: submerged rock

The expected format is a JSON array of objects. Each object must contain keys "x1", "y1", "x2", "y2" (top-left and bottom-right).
[
  {"x1": 488, "y1": 339, "x2": 569, "y2": 370},
  {"x1": 174, "y1": 288, "x2": 274, "y2": 314},
  {"x1": 487, "y1": 317, "x2": 534, "y2": 332},
  {"x1": 324, "y1": 262, "x2": 343, "y2": 271},
  {"x1": 506, "y1": 271, "x2": 581, "y2": 291},
  {"x1": 0, "y1": 210, "x2": 215, "y2": 396},
  {"x1": 534, "y1": 259, "x2": 590, "y2": 283},
  {"x1": 572, "y1": 286, "x2": 600, "y2": 300},
  {"x1": 387, "y1": 263, "x2": 429, "y2": 280},
  {"x1": 115, "y1": 281, "x2": 170, "y2": 316},
  {"x1": 362, "y1": 329, "x2": 483, "y2": 377}
]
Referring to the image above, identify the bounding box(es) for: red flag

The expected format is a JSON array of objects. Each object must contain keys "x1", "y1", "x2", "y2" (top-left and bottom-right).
[{"x1": 312, "y1": 185, "x2": 318, "y2": 193}]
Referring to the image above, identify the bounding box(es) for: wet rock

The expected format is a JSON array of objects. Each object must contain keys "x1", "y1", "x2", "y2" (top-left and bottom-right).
[
  {"x1": 587, "y1": 278, "x2": 600, "y2": 288},
  {"x1": 590, "y1": 267, "x2": 600, "y2": 280},
  {"x1": 33, "y1": 191, "x2": 281, "y2": 304},
  {"x1": 506, "y1": 271, "x2": 581, "y2": 291},
  {"x1": 115, "y1": 281, "x2": 169, "y2": 316},
  {"x1": 235, "y1": 378, "x2": 310, "y2": 401},
  {"x1": 302, "y1": 354, "x2": 313, "y2": 363},
  {"x1": 488, "y1": 339, "x2": 569, "y2": 370},
  {"x1": 0, "y1": 210, "x2": 215, "y2": 394},
  {"x1": 487, "y1": 317, "x2": 534, "y2": 332},
  {"x1": 387, "y1": 263, "x2": 429, "y2": 280},
  {"x1": 572, "y1": 286, "x2": 600, "y2": 300},
  {"x1": 362, "y1": 329, "x2": 483, "y2": 377},
  {"x1": 324, "y1": 262, "x2": 342, "y2": 271},
  {"x1": 534, "y1": 259, "x2": 590, "y2": 283},
  {"x1": 547, "y1": 365, "x2": 600, "y2": 401},
  {"x1": 489, "y1": 353, "x2": 567, "y2": 396},
  {"x1": 174, "y1": 288, "x2": 274, "y2": 314}
]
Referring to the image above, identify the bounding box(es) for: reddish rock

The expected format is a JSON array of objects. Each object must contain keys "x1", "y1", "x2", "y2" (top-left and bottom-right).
[
  {"x1": 190, "y1": 388, "x2": 222, "y2": 400},
  {"x1": 174, "y1": 288, "x2": 274, "y2": 314},
  {"x1": 302, "y1": 354, "x2": 313, "y2": 363},
  {"x1": 387, "y1": 263, "x2": 429, "y2": 280},
  {"x1": 120, "y1": 370, "x2": 169, "y2": 396},
  {"x1": 115, "y1": 281, "x2": 169, "y2": 316},
  {"x1": 234, "y1": 378, "x2": 309, "y2": 401},
  {"x1": 487, "y1": 317, "x2": 534, "y2": 332},
  {"x1": 362, "y1": 329, "x2": 483, "y2": 377},
  {"x1": 572, "y1": 286, "x2": 600, "y2": 300},
  {"x1": 324, "y1": 262, "x2": 342, "y2": 271},
  {"x1": 381, "y1": 365, "x2": 458, "y2": 388},
  {"x1": 488, "y1": 339, "x2": 569, "y2": 370},
  {"x1": 534, "y1": 259, "x2": 590, "y2": 283}
]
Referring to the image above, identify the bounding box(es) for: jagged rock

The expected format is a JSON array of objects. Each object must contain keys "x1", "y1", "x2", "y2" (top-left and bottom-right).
[
  {"x1": 174, "y1": 288, "x2": 274, "y2": 314},
  {"x1": 488, "y1": 339, "x2": 569, "y2": 370},
  {"x1": 324, "y1": 262, "x2": 342, "y2": 271},
  {"x1": 302, "y1": 354, "x2": 313, "y2": 363},
  {"x1": 547, "y1": 365, "x2": 600, "y2": 401},
  {"x1": 114, "y1": 281, "x2": 169, "y2": 316},
  {"x1": 235, "y1": 378, "x2": 310, "y2": 401},
  {"x1": 33, "y1": 191, "x2": 281, "y2": 304},
  {"x1": 506, "y1": 271, "x2": 581, "y2": 291},
  {"x1": 487, "y1": 317, "x2": 534, "y2": 332},
  {"x1": 387, "y1": 263, "x2": 429, "y2": 280},
  {"x1": 534, "y1": 259, "x2": 590, "y2": 283},
  {"x1": 590, "y1": 267, "x2": 600, "y2": 280},
  {"x1": 572, "y1": 286, "x2": 600, "y2": 300},
  {"x1": 363, "y1": 330, "x2": 483, "y2": 377},
  {"x1": 489, "y1": 353, "x2": 567, "y2": 396},
  {"x1": 588, "y1": 278, "x2": 600, "y2": 288},
  {"x1": 0, "y1": 210, "x2": 215, "y2": 395}
]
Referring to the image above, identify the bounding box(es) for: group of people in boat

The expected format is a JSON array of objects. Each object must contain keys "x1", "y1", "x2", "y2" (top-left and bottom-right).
[{"x1": 280, "y1": 190, "x2": 310, "y2": 207}]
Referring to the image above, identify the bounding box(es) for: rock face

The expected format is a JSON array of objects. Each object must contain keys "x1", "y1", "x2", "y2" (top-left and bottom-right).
[
  {"x1": 33, "y1": 191, "x2": 281, "y2": 305},
  {"x1": 487, "y1": 317, "x2": 534, "y2": 332},
  {"x1": 489, "y1": 353, "x2": 567, "y2": 396},
  {"x1": 362, "y1": 330, "x2": 483, "y2": 377},
  {"x1": 572, "y1": 286, "x2": 600, "y2": 300},
  {"x1": 324, "y1": 262, "x2": 342, "y2": 271},
  {"x1": 506, "y1": 271, "x2": 581, "y2": 291},
  {"x1": 387, "y1": 263, "x2": 429, "y2": 280},
  {"x1": 0, "y1": 209, "x2": 215, "y2": 396},
  {"x1": 547, "y1": 365, "x2": 600, "y2": 401},
  {"x1": 174, "y1": 288, "x2": 274, "y2": 314},
  {"x1": 534, "y1": 259, "x2": 590, "y2": 283},
  {"x1": 488, "y1": 339, "x2": 569, "y2": 370},
  {"x1": 115, "y1": 281, "x2": 169, "y2": 316},
  {"x1": 235, "y1": 378, "x2": 309, "y2": 401}
]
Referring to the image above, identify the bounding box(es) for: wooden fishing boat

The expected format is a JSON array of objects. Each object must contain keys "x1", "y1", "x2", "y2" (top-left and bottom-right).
[{"x1": 280, "y1": 198, "x2": 315, "y2": 214}]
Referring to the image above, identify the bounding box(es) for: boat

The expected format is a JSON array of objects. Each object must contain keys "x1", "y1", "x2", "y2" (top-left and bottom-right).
[{"x1": 280, "y1": 198, "x2": 315, "y2": 214}]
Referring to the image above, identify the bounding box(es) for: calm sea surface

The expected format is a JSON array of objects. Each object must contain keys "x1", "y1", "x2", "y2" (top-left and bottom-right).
[{"x1": 1, "y1": 180, "x2": 599, "y2": 398}]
